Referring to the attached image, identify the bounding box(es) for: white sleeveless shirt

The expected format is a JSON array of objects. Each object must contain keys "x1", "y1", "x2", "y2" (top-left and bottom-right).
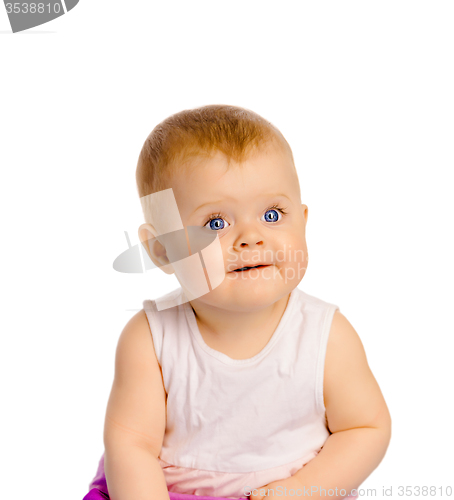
[{"x1": 142, "y1": 286, "x2": 340, "y2": 499}]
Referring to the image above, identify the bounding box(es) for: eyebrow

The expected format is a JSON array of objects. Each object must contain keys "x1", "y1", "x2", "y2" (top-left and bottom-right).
[{"x1": 192, "y1": 193, "x2": 291, "y2": 213}]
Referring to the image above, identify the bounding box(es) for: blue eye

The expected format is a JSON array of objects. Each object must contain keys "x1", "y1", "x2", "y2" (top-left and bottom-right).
[
  {"x1": 204, "y1": 216, "x2": 230, "y2": 231},
  {"x1": 263, "y1": 209, "x2": 280, "y2": 223}
]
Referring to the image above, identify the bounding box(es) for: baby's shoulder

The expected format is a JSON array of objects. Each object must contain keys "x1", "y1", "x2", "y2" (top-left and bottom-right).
[
  {"x1": 105, "y1": 308, "x2": 167, "y2": 456},
  {"x1": 115, "y1": 308, "x2": 158, "y2": 364},
  {"x1": 325, "y1": 310, "x2": 365, "y2": 365},
  {"x1": 323, "y1": 311, "x2": 392, "y2": 432}
]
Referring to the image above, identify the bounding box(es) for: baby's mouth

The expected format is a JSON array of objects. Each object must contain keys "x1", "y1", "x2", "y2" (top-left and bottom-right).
[{"x1": 232, "y1": 265, "x2": 270, "y2": 273}]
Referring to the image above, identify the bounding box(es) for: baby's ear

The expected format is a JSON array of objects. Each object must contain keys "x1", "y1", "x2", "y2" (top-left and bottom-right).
[
  {"x1": 301, "y1": 204, "x2": 308, "y2": 223},
  {"x1": 138, "y1": 223, "x2": 175, "y2": 275}
]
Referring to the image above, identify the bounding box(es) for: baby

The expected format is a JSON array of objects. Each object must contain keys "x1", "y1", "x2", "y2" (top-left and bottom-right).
[{"x1": 100, "y1": 105, "x2": 391, "y2": 500}]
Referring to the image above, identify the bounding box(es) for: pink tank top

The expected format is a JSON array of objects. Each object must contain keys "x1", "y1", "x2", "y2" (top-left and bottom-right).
[{"x1": 143, "y1": 286, "x2": 355, "y2": 499}]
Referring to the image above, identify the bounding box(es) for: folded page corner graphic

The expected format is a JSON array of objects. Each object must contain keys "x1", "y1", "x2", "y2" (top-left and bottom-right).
[
  {"x1": 4, "y1": 0, "x2": 80, "y2": 33},
  {"x1": 64, "y1": 0, "x2": 79, "y2": 11}
]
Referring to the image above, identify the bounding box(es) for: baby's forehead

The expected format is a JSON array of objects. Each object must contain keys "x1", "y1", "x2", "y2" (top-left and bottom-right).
[
  {"x1": 172, "y1": 161, "x2": 298, "y2": 208},
  {"x1": 174, "y1": 141, "x2": 296, "y2": 180}
]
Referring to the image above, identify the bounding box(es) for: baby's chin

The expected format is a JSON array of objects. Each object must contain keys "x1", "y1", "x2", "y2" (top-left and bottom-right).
[{"x1": 200, "y1": 277, "x2": 295, "y2": 312}]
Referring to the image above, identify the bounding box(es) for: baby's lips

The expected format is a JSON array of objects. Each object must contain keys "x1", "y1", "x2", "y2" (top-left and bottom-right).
[{"x1": 5, "y1": 0, "x2": 80, "y2": 33}]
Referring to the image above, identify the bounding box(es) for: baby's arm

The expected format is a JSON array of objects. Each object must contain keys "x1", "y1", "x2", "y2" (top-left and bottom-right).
[
  {"x1": 103, "y1": 310, "x2": 169, "y2": 500},
  {"x1": 251, "y1": 311, "x2": 392, "y2": 500}
]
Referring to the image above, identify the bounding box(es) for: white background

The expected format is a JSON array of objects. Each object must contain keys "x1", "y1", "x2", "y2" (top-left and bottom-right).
[{"x1": 1, "y1": 2, "x2": 453, "y2": 499}]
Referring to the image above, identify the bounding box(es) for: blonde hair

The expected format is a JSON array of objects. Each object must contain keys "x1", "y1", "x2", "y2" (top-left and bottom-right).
[{"x1": 136, "y1": 104, "x2": 294, "y2": 207}]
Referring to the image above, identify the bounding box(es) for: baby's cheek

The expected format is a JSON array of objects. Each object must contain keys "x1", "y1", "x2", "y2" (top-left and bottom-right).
[
  {"x1": 287, "y1": 240, "x2": 308, "y2": 282},
  {"x1": 290, "y1": 239, "x2": 307, "y2": 265}
]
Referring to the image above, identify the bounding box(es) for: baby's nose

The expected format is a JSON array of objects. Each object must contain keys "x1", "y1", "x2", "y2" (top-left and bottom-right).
[{"x1": 239, "y1": 239, "x2": 264, "y2": 247}]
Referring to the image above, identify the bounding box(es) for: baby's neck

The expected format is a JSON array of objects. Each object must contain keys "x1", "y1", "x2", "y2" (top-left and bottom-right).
[{"x1": 189, "y1": 293, "x2": 291, "y2": 360}]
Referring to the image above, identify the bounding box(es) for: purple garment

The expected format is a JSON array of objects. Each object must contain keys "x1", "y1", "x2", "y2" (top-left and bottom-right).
[{"x1": 82, "y1": 452, "x2": 248, "y2": 500}]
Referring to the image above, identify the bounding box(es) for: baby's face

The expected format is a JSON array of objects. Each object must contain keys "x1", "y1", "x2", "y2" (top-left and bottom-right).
[{"x1": 168, "y1": 141, "x2": 308, "y2": 311}]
